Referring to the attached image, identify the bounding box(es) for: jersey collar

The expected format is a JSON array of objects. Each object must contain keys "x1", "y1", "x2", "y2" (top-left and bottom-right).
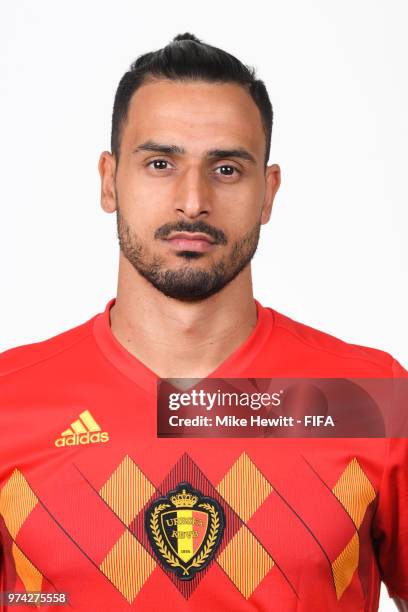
[{"x1": 93, "y1": 296, "x2": 275, "y2": 394}]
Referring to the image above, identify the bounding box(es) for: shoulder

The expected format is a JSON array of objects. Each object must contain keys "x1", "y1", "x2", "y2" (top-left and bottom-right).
[
  {"x1": 269, "y1": 307, "x2": 406, "y2": 376},
  {"x1": 0, "y1": 315, "x2": 96, "y2": 379}
]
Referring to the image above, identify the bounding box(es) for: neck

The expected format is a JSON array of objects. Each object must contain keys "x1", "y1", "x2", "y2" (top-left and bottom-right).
[{"x1": 109, "y1": 256, "x2": 258, "y2": 380}]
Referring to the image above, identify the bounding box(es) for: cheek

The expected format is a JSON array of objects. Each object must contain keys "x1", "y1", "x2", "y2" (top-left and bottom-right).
[
  {"x1": 117, "y1": 160, "x2": 166, "y2": 203},
  {"x1": 116, "y1": 179, "x2": 164, "y2": 227},
  {"x1": 216, "y1": 190, "x2": 263, "y2": 230}
]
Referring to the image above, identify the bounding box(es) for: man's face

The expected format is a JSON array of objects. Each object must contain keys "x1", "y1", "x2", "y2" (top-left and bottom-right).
[{"x1": 100, "y1": 79, "x2": 280, "y2": 301}]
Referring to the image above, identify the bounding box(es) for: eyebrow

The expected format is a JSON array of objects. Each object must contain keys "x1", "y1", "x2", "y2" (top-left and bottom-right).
[{"x1": 133, "y1": 140, "x2": 257, "y2": 164}]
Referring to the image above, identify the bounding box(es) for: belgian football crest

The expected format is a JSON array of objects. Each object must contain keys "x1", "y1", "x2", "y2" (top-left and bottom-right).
[{"x1": 145, "y1": 482, "x2": 225, "y2": 580}]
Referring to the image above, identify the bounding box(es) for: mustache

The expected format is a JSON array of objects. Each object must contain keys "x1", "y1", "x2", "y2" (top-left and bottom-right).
[{"x1": 155, "y1": 220, "x2": 227, "y2": 245}]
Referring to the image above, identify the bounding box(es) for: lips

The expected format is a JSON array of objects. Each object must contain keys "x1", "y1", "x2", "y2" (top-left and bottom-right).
[
  {"x1": 164, "y1": 233, "x2": 216, "y2": 253},
  {"x1": 166, "y1": 232, "x2": 215, "y2": 244}
]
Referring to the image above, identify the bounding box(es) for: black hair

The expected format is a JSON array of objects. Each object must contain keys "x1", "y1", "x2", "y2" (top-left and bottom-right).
[{"x1": 111, "y1": 33, "x2": 273, "y2": 166}]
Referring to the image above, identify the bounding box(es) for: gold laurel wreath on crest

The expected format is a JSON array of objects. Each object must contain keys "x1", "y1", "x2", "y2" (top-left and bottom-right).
[{"x1": 149, "y1": 501, "x2": 220, "y2": 577}]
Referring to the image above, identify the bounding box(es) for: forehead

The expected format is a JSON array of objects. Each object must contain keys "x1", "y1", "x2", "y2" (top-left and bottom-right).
[{"x1": 122, "y1": 79, "x2": 265, "y2": 158}]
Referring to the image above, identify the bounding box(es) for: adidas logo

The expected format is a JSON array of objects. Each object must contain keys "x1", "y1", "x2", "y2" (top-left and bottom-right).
[{"x1": 55, "y1": 410, "x2": 110, "y2": 447}]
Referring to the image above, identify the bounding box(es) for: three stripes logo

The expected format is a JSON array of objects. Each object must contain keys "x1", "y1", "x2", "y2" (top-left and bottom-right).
[{"x1": 54, "y1": 410, "x2": 110, "y2": 447}]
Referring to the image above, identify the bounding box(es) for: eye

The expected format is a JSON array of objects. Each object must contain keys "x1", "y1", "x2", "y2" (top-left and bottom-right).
[
  {"x1": 148, "y1": 159, "x2": 170, "y2": 170},
  {"x1": 214, "y1": 165, "x2": 240, "y2": 177}
]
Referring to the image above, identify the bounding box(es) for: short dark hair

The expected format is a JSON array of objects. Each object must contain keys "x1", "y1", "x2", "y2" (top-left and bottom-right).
[{"x1": 111, "y1": 33, "x2": 273, "y2": 166}]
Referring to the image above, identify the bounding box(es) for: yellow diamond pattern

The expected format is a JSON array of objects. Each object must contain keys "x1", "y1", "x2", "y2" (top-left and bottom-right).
[
  {"x1": 331, "y1": 458, "x2": 377, "y2": 600},
  {"x1": 333, "y1": 458, "x2": 376, "y2": 529},
  {"x1": 12, "y1": 543, "x2": 43, "y2": 592},
  {"x1": 217, "y1": 452, "x2": 272, "y2": 522},
  {"x1": 100, "y1": 530, "x2": 156, "y2": 602},
  {"x1": 332, "y1": 532, "x2": 360, "y2": 599},
  {"x1": 0, "y1": 469, "x2": 38, "y2": 538},
  {"x1": 100, "y1": 455, "x2": 155, "y2": 525},
  {"x1": 218, "y1": 525, "x2": 274, "y2": 599}
]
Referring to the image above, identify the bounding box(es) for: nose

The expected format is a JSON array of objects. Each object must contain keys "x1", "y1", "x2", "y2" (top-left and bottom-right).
[{"x1": 174, "y1": 166, "x2": 211, "y2": 219}]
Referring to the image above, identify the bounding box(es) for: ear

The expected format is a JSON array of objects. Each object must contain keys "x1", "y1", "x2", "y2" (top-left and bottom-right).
[
  {"x1": 261, "y1": 163, "x2": 281, "y2": 224},
  {"x1": 98, "y1": 151, "x2": 117, "y2": 213}
]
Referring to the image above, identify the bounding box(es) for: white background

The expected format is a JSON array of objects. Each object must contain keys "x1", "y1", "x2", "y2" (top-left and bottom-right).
[{"x1": 1, "y1": 2, "x2": 407, "y2": 609}]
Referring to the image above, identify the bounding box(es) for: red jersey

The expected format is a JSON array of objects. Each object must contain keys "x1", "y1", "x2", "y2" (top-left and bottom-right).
[{"x1": 1, "y1": 297, "x2": 407, "y2": 611}]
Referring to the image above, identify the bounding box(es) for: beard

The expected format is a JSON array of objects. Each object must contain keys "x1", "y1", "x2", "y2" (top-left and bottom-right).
[{"x1": 116, "y1": 207, "x2": 261, "y2": 302}]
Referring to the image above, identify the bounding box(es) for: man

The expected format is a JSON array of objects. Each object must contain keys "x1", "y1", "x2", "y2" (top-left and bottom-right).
[{"x1": 0, "y1": 33, "x2": 407, "y2": 611}]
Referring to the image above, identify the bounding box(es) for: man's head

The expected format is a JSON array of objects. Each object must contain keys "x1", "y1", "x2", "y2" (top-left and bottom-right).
[{"x1": 99, "y1": 33, "x2": 280, "y2": 302}]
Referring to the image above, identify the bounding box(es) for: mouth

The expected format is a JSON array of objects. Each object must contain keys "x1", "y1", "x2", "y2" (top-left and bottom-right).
[{"x1": 164, "y1": 232, "x2": 216, "y2": 253}]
